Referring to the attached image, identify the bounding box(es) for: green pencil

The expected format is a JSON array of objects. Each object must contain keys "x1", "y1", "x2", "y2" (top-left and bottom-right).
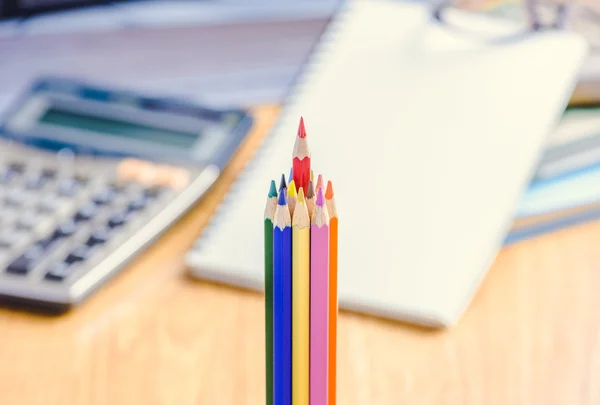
[{"x1": 264, "y1": 180, "x2": 278, "y2": 405}]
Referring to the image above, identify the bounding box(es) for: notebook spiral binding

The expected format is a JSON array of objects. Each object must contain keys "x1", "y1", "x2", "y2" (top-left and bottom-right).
[{"x1": 191, "y1": 0, "x2": 353, "y2": 253}]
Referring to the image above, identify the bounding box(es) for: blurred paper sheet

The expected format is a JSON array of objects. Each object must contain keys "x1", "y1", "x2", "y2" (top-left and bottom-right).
[{"x1": 0, "y1": 18, "x2": 330, "y2": 114}]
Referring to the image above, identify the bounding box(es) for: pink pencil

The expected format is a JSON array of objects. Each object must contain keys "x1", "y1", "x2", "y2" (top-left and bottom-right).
[{"x1": 310, "y1": 187, "x2": 330, "y2": 405}]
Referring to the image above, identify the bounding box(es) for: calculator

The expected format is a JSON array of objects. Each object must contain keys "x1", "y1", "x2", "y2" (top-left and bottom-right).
[{"x1": 0, "y1": 76, "x2": 253, "y2": 310}]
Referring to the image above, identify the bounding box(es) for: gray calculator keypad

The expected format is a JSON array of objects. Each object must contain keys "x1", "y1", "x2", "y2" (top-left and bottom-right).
[{"x1": 0, "y1": 158, "x2": 175, "y2": 284}]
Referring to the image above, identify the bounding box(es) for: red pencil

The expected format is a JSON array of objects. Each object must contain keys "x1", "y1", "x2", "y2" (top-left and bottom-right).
[{"x1": 292, "y1": 117, "x2": 311, "y2": 194}]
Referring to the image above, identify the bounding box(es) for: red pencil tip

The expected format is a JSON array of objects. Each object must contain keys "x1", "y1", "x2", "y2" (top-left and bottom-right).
[{"x1": 297, "y1": 117, "x2": 306, "y2": 139}]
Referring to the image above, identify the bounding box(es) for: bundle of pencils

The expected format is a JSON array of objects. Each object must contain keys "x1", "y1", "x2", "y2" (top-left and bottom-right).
[{"x1": 264, "y1": 117, "x2": 339, "y2": 405}]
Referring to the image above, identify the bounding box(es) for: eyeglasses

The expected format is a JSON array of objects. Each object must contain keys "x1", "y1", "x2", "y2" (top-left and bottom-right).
[{"x1": 432, "y1": 0, "x2": 600, "y2": 52}]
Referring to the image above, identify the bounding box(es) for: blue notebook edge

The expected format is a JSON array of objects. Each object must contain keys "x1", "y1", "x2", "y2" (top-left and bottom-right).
[{"x1": 506, "y1": 160, "x2": 600, "y2": 245}]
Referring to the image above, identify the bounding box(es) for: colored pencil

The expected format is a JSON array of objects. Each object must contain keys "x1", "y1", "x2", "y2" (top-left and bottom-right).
[
  {"x1": 273, "y1": 190, "x2": 293, "y2": 405},
  {"x1": 310, "y1": 187, "x2": 330, "y2": 405},
  {"x1": 292, "y1": 117, "x2": 311, "y2": 194},
  {"x1": 289, "y1": 167, "x2": 293, "y2": 183},
  {"x1": 287, "y1": 180, "x2": 297, "y2": 218},
  {"x1": 316, "y1": 174, "x2": 324, "y2": 192},
  {"x1": 292, "y1": 188, "x2": 310, "y2": 405},
  {"x1": 325, "y1": 181, "x2": 338, "y2": 405},
  {"x1": 311, "y1": 170, "x2": 314, "y2": 182},
  {"x1": 264, "y1": 180, "x2": 278, "y2": 405},
  {"x1": 306, "y1": 179, "x2": 315, "y2": 219}
]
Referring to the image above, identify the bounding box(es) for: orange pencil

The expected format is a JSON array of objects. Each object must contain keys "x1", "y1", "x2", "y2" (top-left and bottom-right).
[{"x1": 325, "y1": 181, "x2": 338, "y2": 405}]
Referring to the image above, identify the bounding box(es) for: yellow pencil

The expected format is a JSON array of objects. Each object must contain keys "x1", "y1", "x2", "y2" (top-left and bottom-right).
[
  {"x1": 292, "y1": 187, "x2": 310, "y2": 405},
  {"x1": 288, "y1": 179, "x2": 297, "y2": 217}
]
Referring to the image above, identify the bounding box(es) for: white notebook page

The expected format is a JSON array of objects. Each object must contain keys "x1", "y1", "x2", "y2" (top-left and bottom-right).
[{"x1": 187, "y1": 0, "x2": 587, "y2": 326}]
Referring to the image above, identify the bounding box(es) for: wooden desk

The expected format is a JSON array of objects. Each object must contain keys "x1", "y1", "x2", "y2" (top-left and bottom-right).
[{"x1": 1, "y1": 106, "x2": 600, "y2": 405}]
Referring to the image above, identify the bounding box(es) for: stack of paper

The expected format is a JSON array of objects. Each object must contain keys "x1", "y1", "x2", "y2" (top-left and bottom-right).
[{"x1": 508, "y1": 106, "x2": 600, "y2": 244}]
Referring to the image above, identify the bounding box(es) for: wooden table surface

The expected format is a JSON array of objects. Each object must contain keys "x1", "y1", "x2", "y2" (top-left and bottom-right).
[{"x1": 1, "y1": 105, "x2": 600, "y2": 405}]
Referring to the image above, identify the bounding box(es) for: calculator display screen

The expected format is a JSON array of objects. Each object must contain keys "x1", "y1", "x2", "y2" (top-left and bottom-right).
[{"x1": 38, "y1": 107, "x2": 200, "y2": 148}]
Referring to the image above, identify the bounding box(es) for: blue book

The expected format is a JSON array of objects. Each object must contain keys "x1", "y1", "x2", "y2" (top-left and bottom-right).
[{"x1": 506, "y1": 162, "x2": 600, "y2": 245}]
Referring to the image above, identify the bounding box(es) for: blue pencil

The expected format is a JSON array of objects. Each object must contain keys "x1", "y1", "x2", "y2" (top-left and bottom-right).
[{"x1": 273, "y1": 189, "x2": 292, "y2": 405}]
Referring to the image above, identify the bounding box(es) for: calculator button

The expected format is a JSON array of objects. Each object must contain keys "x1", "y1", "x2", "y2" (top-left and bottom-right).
[
  {"x1": 37, "y1": 235, "x2": 57, "y2": 250},
  {"x1": 44, "y1": 262, "x2": 74, "y2": 282},
  {"x1": 0, "y1": 209, "x2": 18, "y2": 226},
  {"x1": 74, "y1": 203, "x2": 96, "y2": 222},
  {"x1": 6, "y1": 245, "x2": 44, "y2": 275},
  {"x1": 0, "y1": 169, "x2": 13, "y2": 184},
  {"x1": 6, "y1": 256, "x2": 32, "y2": 275},
  {"x1": 23, "y1": 244, "x2": 44, "y2": 260},
  {"x1": 8, "y1": 162, "x2": 25, "y2": 174},
  {"x1": 107, "y1": 213, "x2": 127, "y2": 228},
  {"x1": 65, "y1": 245, "x2": 91, "y2": 264},
  {"x1": 154, "y1": 165, "x2": 189, "y2": 189},
  {"x1": 143, "y1": 187, "x2": 163, "y2": 199},
  {"x1": 0, "y1": 230, "x2": 26, "y2": 248},
  {"x1": 24, "y1": 174, "x2": 46, "y2": 190},
  {"x1": 139, "y1": 163, "x2": 159, "y2": 185},
  {"x1": 53, "y1": 220, "x2": 77, "y2": 238},
  {"x1": 15, "y1": 215, "x2": 38, "y2": 230},
  {"x1": 127, "y1": 195, "x2": 146, "y2": 211},
  {"x1": 93, "y1": 188, "x2": 116, "y2": 205},
  {"x1": 110, "y1": 182, "x2": 125, "y2": 191},
  {"x1": 154, "y1": 165, "x2": 173, "y2": 186},
  {"x1": 170, "y1": 168, "x2": 190, "y2": 189},
  {"x1": 117, "y1": 158, "x2": 143, "y2": 181},
  {"x1": 75, "y1": 176, "x2": 88, "y2": 185},
  {"x1": 41, "y1": 169, "x2": 56, "y2": 179},
  {"x1": 38, "y1": 196, "x2": 74, "y2": 218},
  {"x1": 58, "y1": 178, "x2": 80, "y2": 197},
  {"x1": 86, "y1": 228, "x2": 109, "y2": 246},
  {"x1": 37, "y1": 196, "x2": 58, "y2": 213},
  {"x1": 5, "y1": 190, "x2": 25, "y2": 206}
]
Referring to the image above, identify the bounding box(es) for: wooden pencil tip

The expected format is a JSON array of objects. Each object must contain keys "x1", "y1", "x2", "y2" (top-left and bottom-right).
[
  {"x1": 297, "y1": 187, "x2": 305, "y2": 203},
  {"x1": 277, "y1": 189, "x2": 287, "y2": 206},
  {"x1": 268, "y1": 180, "x2": 278, "y2": 198},
  {"x1": 316, "y1": 174, "x2": 324, "y2": 190},
  {"x1": 306, "y1": 179, "x2": 315, "y2": 199},
  {"x1": 287, "y1": 180, "x2": 297, "y2": 197},
  {"x1": 316, "y1": 187, "x2": 325, "y2": 207},
  {"x1": 297, "y1": 117, "x2": 306, "y2": 139},
  {"x1": 325, "y1": 180, "x2": 334, "y2": 199}
]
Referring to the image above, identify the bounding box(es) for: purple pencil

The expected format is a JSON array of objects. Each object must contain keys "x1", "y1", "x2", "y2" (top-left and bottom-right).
[{"x1": 310, "y1": 187, "x2": 330, "y2": 405}]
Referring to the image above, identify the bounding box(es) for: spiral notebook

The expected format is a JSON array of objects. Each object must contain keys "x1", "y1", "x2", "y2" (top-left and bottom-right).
[{"x1": 186, "y1": 0, "x2": 588, "y2": 327}]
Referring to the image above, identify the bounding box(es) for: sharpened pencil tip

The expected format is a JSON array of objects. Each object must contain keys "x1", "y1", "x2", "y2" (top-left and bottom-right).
[
  {"x1": 311, "y1": 169, "x2": 314, "y2": 181},
  {"x1": 316, "y1": 174, "x2": 324, "y2": 190},
  {"x1": 288, "y1": 167, "x2": 292, "y2": 182},
  {"x1": 325, "y1": 180, "x2": 334, "y2": 199},
  {"x1": 316, "y1": 187, "x2": 325, "y2": 206},
  {"x1": 287, "y1": 180, "x2": 297, "y2": 197},
  {"x1": 268, "y1": 180, "x2": 278, "y2": 198},
  {"x1": 297, "y1": 117, "x2": 306, "y2": 139},
  {"x1": 306, "y1": 179, "x2": 315, "y2": 199},
  {"x1": 279, "y1": 173, "x2": 287, "y2": 191},
  {"x1": 297, "y1": 187, "x2": 305, "y2": 203},
  {"x1": 278, "y1": 189, "x2": 287, "y2": 206}
]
